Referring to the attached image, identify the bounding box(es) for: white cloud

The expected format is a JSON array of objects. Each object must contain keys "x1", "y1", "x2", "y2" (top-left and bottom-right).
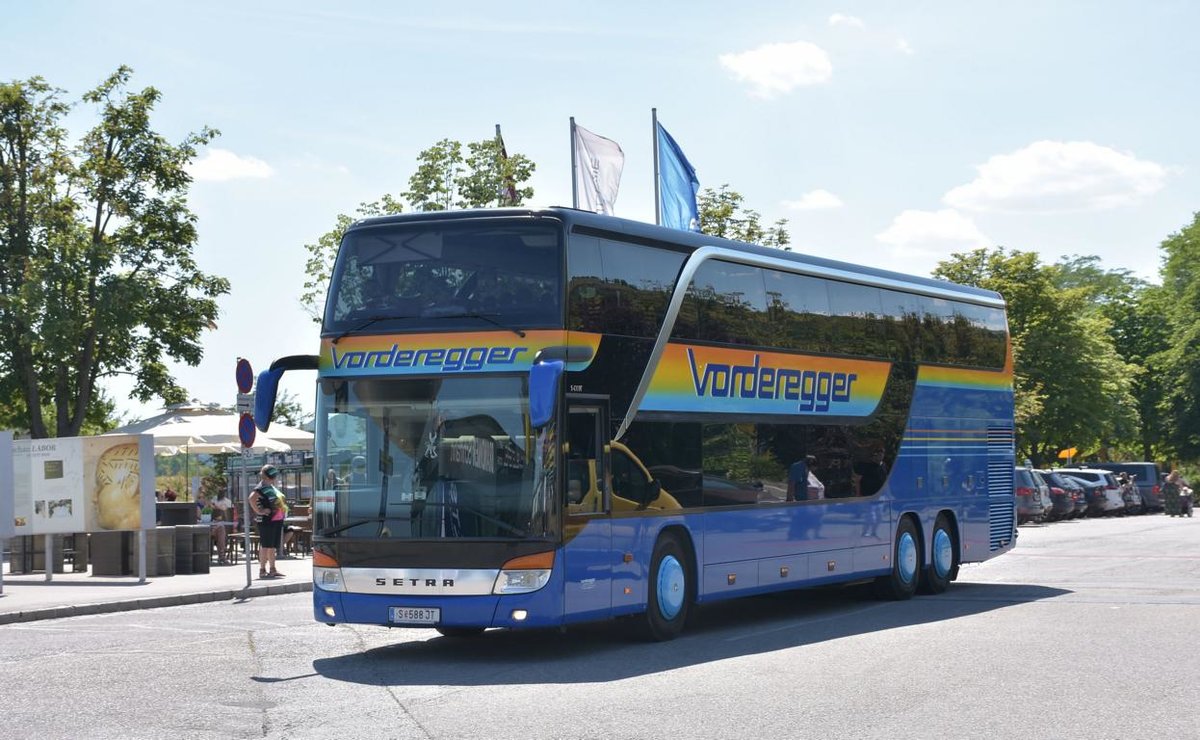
[
  {"x1": 876, "y1": 209, "x2": 992, "y2": 255},
  {"x1": 783, "y1": 189, "x2": 844, "y2": 210},
  {"x1": 829, "y1": 14, "x2": 864, "y2": 28},
  {"x1": 718, "y1": 41, "x2": 833, "y2": 98},
  {"x1": 188, "y1": 148, "x2": 274, "y2": 182},
  {"x1": 895, "y1": 38, "x2": 914, "y2": 55},
  {"x1": 943, "y1": 140, "x2": 1167, "y2": 213}
]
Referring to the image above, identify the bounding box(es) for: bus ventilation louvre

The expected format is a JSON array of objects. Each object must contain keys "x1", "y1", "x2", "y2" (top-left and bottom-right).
[{"x1": 987, "y1": 425, "x2": 1016, "y2": 551}]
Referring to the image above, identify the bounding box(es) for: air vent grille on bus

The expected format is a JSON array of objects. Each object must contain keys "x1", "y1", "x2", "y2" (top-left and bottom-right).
[{"x1": 987, "y1": 424, "x2": 1015, "y2": 551}]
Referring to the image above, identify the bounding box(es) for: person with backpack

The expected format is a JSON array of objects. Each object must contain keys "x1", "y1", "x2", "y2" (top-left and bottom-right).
[{"x1": 250, "y1": 464, "x2": 289, "y2": 578}]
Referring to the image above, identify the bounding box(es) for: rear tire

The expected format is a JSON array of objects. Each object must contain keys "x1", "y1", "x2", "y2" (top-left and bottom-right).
[
  {"x1": 875, "y1": 516, "x2": 921, "y2": 600},
  {"x1": 919, "y1": 514, "x2": 958, "y2": 594},
  {"x1": 639, "y1": 533, "x2": 693, "y2": 641}
]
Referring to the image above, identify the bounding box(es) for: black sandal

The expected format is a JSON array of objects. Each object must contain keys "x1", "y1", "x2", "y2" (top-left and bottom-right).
[{"x1": 259, "y1": 570, "x2": 270, "y2": 579}]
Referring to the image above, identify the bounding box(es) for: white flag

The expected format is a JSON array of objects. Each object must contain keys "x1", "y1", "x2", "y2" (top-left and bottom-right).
[{"x1": 573, "y1": 123, "x2": 624, "y2": 215}]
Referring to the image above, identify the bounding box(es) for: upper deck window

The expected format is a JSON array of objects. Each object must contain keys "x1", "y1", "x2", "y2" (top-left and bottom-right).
[{"x1": 325, "y1": 220, "x2": 563, "y2": 334}]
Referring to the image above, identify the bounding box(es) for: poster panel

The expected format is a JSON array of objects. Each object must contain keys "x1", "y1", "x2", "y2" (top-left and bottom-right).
[
  {"x1": 0, "y1": 431, "x2": 13, "y2": 538},
  {"x1": 14, "y1": 437, "x2": 85, "y2": 535},
  {"x1": 81, "y1": 435, "x2": 156, "y2": 532},
  {"x1": 10, "y1": 434, "x2": 155, "y2": 534}
]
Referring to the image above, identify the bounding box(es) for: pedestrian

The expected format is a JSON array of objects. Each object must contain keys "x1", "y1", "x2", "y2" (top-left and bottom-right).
[
  {"x1": 250, "y1": 464, "x2": 288, "y2": 578},
  {"x1": 1163, "y1": 469, "x2": 1187, "y2": 517},
  {"x1": 210, "y1": 490, "x2": 233, "y2": 564}
]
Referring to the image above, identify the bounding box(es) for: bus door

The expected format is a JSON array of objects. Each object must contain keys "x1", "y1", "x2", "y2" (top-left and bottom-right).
[{"x1": 562, "y1": 398, "x2": 612, "y2": 620}]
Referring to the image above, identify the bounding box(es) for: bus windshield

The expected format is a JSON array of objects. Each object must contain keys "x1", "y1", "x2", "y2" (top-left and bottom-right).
[
  {"x1": 314, "y1": 375, "x2": 552, "y2": 540},
  {"x1": 324, "y1": 220, "x2": 563, "y2": 334}
]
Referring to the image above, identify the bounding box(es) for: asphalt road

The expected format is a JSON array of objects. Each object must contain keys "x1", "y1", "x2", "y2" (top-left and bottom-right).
[{"x1": 2, "y1": 515, "x2": 1198, "y2": 739}]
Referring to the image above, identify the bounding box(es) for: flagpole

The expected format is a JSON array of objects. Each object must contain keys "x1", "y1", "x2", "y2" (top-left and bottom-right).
[
  {"x1": 495, "y1": 123, "x2": 504, "y2": 205},
  {"x1": 570, "y1": 117, "x2": 579, "y2": 209},
  {"x1": 652, "y1": 107, "x2": 661, "y2": 226}
]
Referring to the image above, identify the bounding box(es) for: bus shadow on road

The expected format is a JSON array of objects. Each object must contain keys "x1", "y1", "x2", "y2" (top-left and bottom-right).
[{"x1": 308, "y1": 581, "x2": 1069, "y2": 687}]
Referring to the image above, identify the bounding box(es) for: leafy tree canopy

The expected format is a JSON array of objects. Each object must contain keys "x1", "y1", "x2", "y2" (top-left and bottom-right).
[
  {"x1": 0, "y1": 68, "x2": 229, "y2": 438},
  {"x1": 698, "y1": 185, "x2": 790, "y2": 250},
  {"x1": 934, "y1": 247, "x2": 1138, "y2": 466}
]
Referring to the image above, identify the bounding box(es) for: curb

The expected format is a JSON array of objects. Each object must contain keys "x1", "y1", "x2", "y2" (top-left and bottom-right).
[{"x1": 0, "y1": 580, "x2": 313, "y2": 625}]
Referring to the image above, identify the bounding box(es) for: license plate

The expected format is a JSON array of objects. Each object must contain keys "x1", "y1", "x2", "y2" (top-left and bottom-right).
[{"x1": 389, "y1": 606, "x2": 440, "y2": 625}]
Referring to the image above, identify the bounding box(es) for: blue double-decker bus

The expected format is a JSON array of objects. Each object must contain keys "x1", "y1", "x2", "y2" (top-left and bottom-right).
[{"x1": 255, "y1": 208, "x2": 1015, "y2": 640}]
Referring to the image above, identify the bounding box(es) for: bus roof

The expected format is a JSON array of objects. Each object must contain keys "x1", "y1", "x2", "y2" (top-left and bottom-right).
[{"x1": 348, "y1": 207, "x2": 1004, "y2": 304}]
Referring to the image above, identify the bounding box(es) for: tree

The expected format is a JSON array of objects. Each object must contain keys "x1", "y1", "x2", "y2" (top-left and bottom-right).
[
  {"x1": 1052, "y1": 255, "x2": 1166, "y2": 460},
  {"x1": 273, "y1": 389, "x2": 311, "y2": 428},
  {"x1": 1157, "y1": 212, "x2": 1200, "y2": 459},
  {"x1": 403, "y1": 138, "x2": 462, "y2": 211},
  {"x1": 934, "y1": 248, "x2": 1138, "y2": 466},
  {"x1": 300, "y1": 194, "x2": 404, "y2": 320},
  {"x1": 0, "y1": 68, "x2": 229, "y2": 438},
  {"x1": 403, "y1": 136, "x2": 536, "y2": 211},
  {"x1": 301, "y1": 134, "x2": 536, "y2": 317},
  {"x1": 698, "y1": 185, "x2": 790, "y2": 250},
  {"x1": 457, "y1": 137, "x2": 534, "y2": 208}
]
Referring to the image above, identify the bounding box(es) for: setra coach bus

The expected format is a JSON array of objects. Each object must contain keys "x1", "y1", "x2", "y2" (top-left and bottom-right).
[{"x1": 254, "y1": 207, "x2": 1016, "y2": 640}]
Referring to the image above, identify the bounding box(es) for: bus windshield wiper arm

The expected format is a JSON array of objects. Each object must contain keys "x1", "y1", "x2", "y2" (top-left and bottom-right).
[
  {"x1": 330, "y1": 314, "x2": 417, "y2": 344},
  {"x1": 427, "y1": 312, "x2": 526, "y2": 338},
  {"x1": 320, "y1": 517, "x2": 391, "y2": 536}
]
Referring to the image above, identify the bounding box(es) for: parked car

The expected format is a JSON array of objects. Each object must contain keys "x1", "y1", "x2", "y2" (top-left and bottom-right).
[
  {"x1": 1113, "y1": 472, "x2": 1143, "y2": 514},
  {"x1": 1088, "y1": 462, "x2": 1165, "y2": 512},
  {"x1": 1042, "y1": 470, "x2": 1089, "y2": 518},
  {"x1": 1015, "y1": 467, "x2": 1051, "y2": 523},
  {"x1": 1059, "y1": 469, "x2": 1125, "y2": 515},
  {"x1": 1036, "y1": 469, "x2": 1083, "y2": 519}
]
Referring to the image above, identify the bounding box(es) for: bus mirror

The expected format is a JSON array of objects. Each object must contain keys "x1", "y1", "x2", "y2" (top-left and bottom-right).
[
  {"x1": 254, "y1": 367, "x2": 284, "y2": 432},
  {"x1": 529, "y1": 360, "x2": 564, "y2": 428},
  {"x1": 254, "y1": 354, "x2": 319, "y2": 432}
]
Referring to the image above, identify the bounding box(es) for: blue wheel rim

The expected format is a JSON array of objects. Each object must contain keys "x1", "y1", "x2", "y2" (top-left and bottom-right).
[
  {"x1": 897, "y1": 532, "x2": 918, "y2": 585},
  {"x1": 933, "y1": 528, "x2": 953, "y2": 578},
  {"x1": 657, "y1": 554, "x2": 686, "y2": 620}
]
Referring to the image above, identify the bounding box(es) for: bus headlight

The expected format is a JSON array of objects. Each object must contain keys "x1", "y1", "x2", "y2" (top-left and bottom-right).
[
  {"x1": 492, "y1": 551, "x2": 554, "y2": 595},
  {"x1": 314, "y1": 567, "x2": 346, "y2": 592}
]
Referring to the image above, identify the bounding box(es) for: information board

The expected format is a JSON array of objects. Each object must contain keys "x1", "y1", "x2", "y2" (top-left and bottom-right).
[{"x1": 10, "y1": 434, "x2": 155, "y2": 535}]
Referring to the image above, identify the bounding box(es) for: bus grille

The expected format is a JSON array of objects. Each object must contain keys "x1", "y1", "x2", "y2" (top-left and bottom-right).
[{"x1": 987, "y1": 424, "x2": 1015, "y2": 551}]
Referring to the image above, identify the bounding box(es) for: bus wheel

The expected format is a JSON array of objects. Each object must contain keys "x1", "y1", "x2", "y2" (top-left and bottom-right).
[
  {"x1": 641, "y1": 533, "x2": 692, "y2": 641},
  {"x1": 874, "y1": 516, "x2": 920, "y2": 600},
  {"x1": 919, "y1": 514, "x2": 957, "y2": 595},
  {"x1": 436, "y1": 626, "x2": 486, "y2": 638}
]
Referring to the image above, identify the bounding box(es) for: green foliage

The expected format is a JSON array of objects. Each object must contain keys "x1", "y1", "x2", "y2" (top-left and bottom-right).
[
  {"x1": 698, "y1": 185, "x2": 790, "y2": 250},
  {"x1": 300, "y1": 195, "x2": 404, "y2": 320},
  {"x1": 1157, "y1": 212, "x2": 1200, "y2": 459},
  {"x1": 273, "y1": 389, "x2": 311, "y2": 428},
  {"x1": 934, "y1": 248, "x2": 1139, "y2": 467},
  {"x1": 302, "y1": 133, "x2": 535, "y2": 317},
  {"x1": 457, "y1": 137, "x2": 535, "y2": 208},
  {"x1": 0, "y1": 67, "x2": 228, "y2": 438},
  {"x1": 403, "y1": 138, "x2": 462, "y2": 211}
]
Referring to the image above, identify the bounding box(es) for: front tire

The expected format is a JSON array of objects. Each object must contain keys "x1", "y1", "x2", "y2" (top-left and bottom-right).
[
  {"x1": 919, "y1": 514, "x2": 958, "y2": 594},
  {"x1": 640, "y1": 533, "x2": 693, "y2": 641},
  {"x1": 875, "y1": 516, "x2": 921, "y2": 600}
]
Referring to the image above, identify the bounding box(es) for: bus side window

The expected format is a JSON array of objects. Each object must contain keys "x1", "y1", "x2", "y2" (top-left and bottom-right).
[{"x1": 611, "y1": 451, "x2": 647, "y2": 506}]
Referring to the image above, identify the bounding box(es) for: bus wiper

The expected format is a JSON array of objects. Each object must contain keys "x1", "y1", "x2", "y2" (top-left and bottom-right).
[
  {"x1": 426, "y1": 312, "x2": 526, "y2": 338},
  {"x1": 320, "y1": 517, "x2": 391, "y2": 536},
  {"x1": 415, "y1": 500, "x2": 529, "y2": 537},
  {"x1": 331, "y1": 314, "x2": 416, "y2": 344}
]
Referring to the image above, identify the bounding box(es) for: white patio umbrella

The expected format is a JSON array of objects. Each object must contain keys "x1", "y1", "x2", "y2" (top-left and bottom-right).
[{"x1": 107, "y1": 403, "x2": 297, "y2": 455}]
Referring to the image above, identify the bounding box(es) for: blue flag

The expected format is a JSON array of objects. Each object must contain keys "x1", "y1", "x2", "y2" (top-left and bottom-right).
[{"x1": 657, "y1": 122, "x2": 700, "y2": 231}]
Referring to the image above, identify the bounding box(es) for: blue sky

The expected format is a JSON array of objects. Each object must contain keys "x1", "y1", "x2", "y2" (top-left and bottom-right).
[{"x1": 5, "y1": 1, "x2": 1199, "y2": 423}]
